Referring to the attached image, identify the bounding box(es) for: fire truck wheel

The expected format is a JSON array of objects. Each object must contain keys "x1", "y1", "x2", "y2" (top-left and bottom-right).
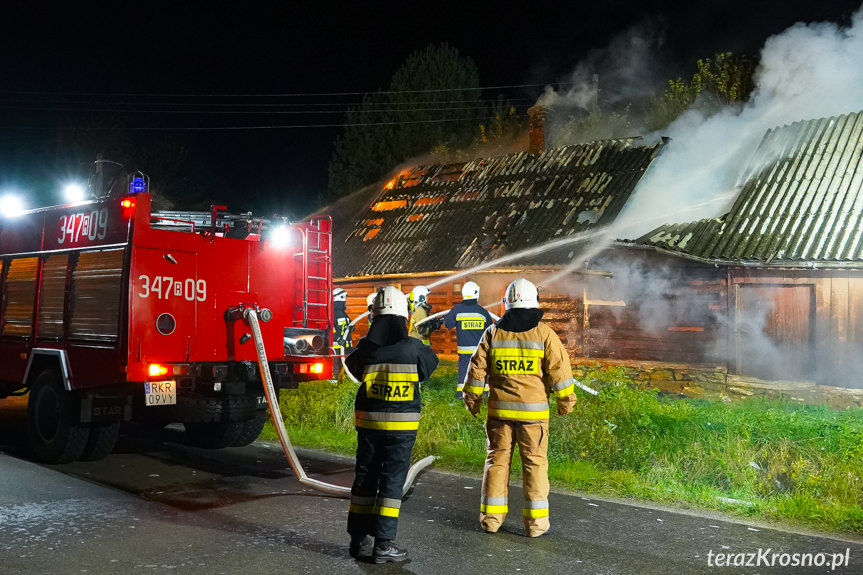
[
  {"x1": 79, "y1": 421, "x2": 121, "y2": 461},
  {"x1": 184, "y1": 421, "x2": 243, "y2": 449},
  {"x1": 27, "y1": 369, "x2": 90, "y2": 463},
  {"x1": 230, "y1": 409, "x2": 269, "y2": 447}
]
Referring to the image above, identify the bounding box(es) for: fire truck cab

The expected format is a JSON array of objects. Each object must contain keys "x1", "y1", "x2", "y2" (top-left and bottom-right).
[{"x1": 0, "y1": 172, "x2": 334, "y2": 463}]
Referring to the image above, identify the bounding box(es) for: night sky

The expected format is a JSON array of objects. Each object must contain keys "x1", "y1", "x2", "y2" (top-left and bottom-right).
[{"x1": 1, "y1": 1, "x2": 861, "y2": 218}]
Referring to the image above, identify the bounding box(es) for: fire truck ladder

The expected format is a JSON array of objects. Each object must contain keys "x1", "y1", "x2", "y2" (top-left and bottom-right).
[
  {"x1": 295, "y1": 217, "x2": 332, "y2": 330},
  {"x1": 243, "y1": 307, "x2": 434, "y2": 498}
]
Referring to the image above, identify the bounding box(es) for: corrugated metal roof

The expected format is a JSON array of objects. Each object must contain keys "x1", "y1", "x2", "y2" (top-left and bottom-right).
[
  {"x1": 333, "y1": 138, "x2": 665, "y2": 277},
  {"x1": 635, "y1": 111, "x2": 863, "y2": 266}
]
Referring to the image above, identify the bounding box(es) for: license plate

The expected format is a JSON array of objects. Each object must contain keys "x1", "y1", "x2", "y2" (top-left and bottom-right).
[{"x1": 144, "y1": 380, "x2": 176, "y2": 406}]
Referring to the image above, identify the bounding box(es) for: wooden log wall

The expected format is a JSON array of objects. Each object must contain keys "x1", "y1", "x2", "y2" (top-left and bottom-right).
[
  {"x1": 586, "y1": 276, "x2": 727, "y2": 363},
  {"x1": 334, "y1": 274, "x2": 509, "y2": 358},
  {"x1": 335, "y1": 259, "x2": 863, "y2": 390}
]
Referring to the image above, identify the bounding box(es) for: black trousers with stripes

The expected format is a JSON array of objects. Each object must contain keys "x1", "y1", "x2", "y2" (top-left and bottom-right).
[
  {"x1": 347, "y1": 429, "x2": 416, "y2": 541},
  {"x1": 457, "y1": 354, "x2": 471, "y2": 388}
]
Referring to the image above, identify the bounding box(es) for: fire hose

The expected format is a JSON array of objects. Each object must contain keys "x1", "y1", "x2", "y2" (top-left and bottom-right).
[
  {"x1": 243, "y1": 307, "x2": 434, "y2": 498},
  {"x1": 348, "y1": 310, "x2": 370, "y2": 328}
]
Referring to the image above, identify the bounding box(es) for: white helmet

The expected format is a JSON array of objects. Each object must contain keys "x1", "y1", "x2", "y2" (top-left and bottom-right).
[
  {"x1": 461, "y1": 281, "x2": 480, "y2": 300},
  {"x1": 503, "y1": 278, "x2": 539, "y2": 310},
  {"x1": 373, "y1": 286, "x2": 409, "y2": 319},
  {"x1": 333, "y1": 288, "x2": 347, "y2": 302},
  {"x1": 408, "y1": 286, "x2": 430, "y2": 308},
  {"x1": 366, "y1": 292, "x2": 377, "y2": 307}
]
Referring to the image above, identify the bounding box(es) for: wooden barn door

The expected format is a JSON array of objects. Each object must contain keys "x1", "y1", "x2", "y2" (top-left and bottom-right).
[{"x1": 734, "y1": 284, "x2": 814, "y2": 380}]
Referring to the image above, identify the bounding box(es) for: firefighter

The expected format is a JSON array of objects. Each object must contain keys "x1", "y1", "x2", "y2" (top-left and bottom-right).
[
  {"x1": 366, "y1": 292, "x2": 377, "y2": 326},
  {"x1": 443, "y1": 281, "x2": 494, "y2": 399},
  {"x1": 332, "y1": 288, "x2": 353, "y2": 376},
  {"x1": 408, "y1": 285, "x2": 441, "y2": 345},
  {"x1": 463, "y1": 278, "x2": 577, "y2": 538},
  {"x1": 346, "y1": 285, "x2": 439, "y2": 563}
]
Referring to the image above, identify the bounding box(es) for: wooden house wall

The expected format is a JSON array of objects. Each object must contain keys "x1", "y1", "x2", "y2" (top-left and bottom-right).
[
  {"x1": 335, "y1": 272, "x2": 561, "y2": 358},
  {"x1": 539, "y1": 292, "x2": 584, "y2": 356},
  {"x1": 334, "y1": 260, "x2": 725, "y2": 368},
  {"x1": 729, "y1": 268, "x2": 863, "y2": 386},
  {"x1": 334, "y1": 274, "x2": 508, "y2": 358},
  {"x1": 582, "y1": 252, "x2": 727, "y2": 365},
  {"x1": 336, "y1": 261, "x2": 863, "y2": 389}
]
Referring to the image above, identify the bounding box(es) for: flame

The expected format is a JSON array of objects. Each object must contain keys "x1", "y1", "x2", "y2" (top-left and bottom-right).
[{"x1": 372, "y1": 200, "x2": 407, "y2": 212}]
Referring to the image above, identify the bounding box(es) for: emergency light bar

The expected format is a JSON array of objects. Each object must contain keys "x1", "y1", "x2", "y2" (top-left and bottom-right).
[{"x1": 129, "y1": 175, "x2": 147, "y2": 194}]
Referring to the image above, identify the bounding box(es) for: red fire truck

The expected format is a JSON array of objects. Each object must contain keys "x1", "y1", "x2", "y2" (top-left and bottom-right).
[{"x1": 0, "y1": 171, "x2": 334, "y2": 463}]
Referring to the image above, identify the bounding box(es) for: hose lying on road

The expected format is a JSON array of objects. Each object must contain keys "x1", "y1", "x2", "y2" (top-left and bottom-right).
[{"x1": 244, "y1": 308, "x2": 434, "y2": 498}]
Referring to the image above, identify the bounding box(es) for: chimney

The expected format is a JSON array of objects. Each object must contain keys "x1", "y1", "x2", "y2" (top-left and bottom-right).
[{"x1": 527, "y1": 105, "x2": 548, "y2": 155}]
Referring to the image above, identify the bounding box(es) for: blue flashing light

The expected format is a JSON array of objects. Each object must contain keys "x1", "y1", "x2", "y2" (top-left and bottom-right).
[{"x1": 130, "y1": 176, "x2": 147, "y2": 194}]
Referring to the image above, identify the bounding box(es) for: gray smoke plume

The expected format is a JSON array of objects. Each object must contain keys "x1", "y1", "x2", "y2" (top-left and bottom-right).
[
  {"x1": 522, "y1": 7, "x2": 863, "y2": 386},
  {"x1": 537, "y1": 5, "x2": 863, "y2": 284},
  {"x1": 537, "y1": 20, "x2": 670, "y2": 145},
  {"x1": 617, "y1": 6, "x2": 863, "y2": 238}
]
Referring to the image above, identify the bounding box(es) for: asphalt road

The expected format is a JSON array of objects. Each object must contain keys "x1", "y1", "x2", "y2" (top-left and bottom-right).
[{"x1": 1, "y1": 400, "x2": 862, "y2": 574}]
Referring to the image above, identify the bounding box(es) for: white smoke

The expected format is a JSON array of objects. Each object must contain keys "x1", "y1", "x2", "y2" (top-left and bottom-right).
[
  {"x1": 617, "y1": 6, "x2": 863, "y2": 238},
  {"x1": 538, "y1": 21, "x2": 670, "y2": 145},
  {"x1": 538, "y1": 21, "x2": 668, "y2": 112},
  {"x1": 513, "y1": 7, "x2": 863, "y2": 386}
]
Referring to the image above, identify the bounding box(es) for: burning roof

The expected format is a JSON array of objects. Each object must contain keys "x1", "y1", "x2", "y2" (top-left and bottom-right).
[
  {"x1": 635, "y1": 111, "x2": 863, "y2": 266},
  {"x1": 333, "y1": 138, "x2": 665, "y2": 278}
]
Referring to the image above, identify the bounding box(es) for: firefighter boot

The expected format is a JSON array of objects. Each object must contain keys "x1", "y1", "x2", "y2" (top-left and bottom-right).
[
  {"x1": 349, "y1": 535, "x2": 374, "y2": 560},
  {"x1": 372, "y1": 540, "x2": 409, "y2": 564}
]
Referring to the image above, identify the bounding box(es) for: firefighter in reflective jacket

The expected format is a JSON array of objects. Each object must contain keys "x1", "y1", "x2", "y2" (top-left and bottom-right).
[
  {"x1": 408, "y1": 285, "x2": 441, "y2": 345},
  {"x1": 443, "y1": 281, "x2": 494, "y2": 399},
  {"x1": 346, "y1": 285, "x2": 439, "y2": 563},
  {"x1": 463, "y1": 278, "x2": 577, "y2": 538},
  {"x1": 332, "y1": 288, "x2": 353, "y2": 375}
]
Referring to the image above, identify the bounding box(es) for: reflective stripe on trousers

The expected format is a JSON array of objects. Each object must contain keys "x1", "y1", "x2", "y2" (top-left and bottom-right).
[
  {"x1": 349, "y1": 494, "x2": 402, "y2": 518},
  {"x1": 480, "y1": 495, "x2": 508, "y2": 514}
]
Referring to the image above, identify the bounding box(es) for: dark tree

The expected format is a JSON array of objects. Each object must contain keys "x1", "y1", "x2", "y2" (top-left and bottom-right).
[
  {"x1": 646, "y1": 52, "x2": 757, "y2": 131},
  {"x1": 326, "y1": 43, "x2": 484, "y2": 201}
]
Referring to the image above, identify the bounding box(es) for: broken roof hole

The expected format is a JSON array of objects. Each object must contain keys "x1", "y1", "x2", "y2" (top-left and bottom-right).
[
  {"x1": 372, "y1": 200, "x2": 408, "y2": 212},
  {"x1": 415, "y1": 196, "x2": 446, "y2": 207},
  {"x1": 363, "y1": 228, "x2": 381, "y2": 241}
]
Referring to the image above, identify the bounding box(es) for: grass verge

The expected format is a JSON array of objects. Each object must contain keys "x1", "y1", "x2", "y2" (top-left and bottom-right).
[{"x1": 262, "y1": 361, "x2": 863, "y2": 534}]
